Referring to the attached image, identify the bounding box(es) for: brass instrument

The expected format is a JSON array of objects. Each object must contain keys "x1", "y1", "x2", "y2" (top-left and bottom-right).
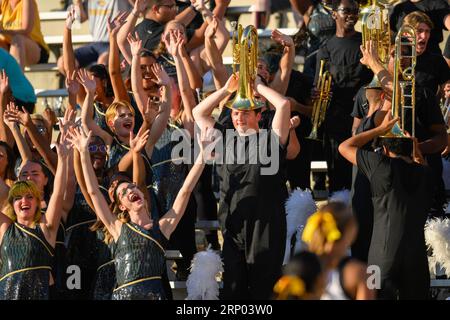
[
  {"x1": 361, "y1": 0, "x2": 391, "y2": 88},
  {"x1": 383, "y1": 24, "x2": 416, "y2": 138},
  {"x1": 308, "y1": 59, "x2": 332, "y2": 140},
  {"x1": 227, "y1": 22, "x2": 259, "y2": 110}
]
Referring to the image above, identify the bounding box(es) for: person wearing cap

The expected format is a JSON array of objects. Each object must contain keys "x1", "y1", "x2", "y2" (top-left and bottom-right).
[{"x1": 193, "y1": 74, "x2": 291, "y2": 299}]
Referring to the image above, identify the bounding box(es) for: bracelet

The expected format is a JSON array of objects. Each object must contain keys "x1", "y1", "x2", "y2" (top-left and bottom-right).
[{"x1": 131, "y1": 10, "x2": 139, "y2": 18}]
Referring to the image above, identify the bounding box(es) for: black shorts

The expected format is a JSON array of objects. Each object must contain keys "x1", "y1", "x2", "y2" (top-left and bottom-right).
[
  {"x1": 38, "y1": 45, "x2": 49, "y2": 64},
  {"x1": 74, "y1": 42, "x2": 109, "y2": 68}
]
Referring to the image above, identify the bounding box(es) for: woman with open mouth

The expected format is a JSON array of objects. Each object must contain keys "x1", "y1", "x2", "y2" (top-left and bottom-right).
[
  {"x1": 0, "y1": 134, "x2": 70, "y2": 299},
  {"x1": 70, "y1": 125, "x2": 216, "y2": 300}
]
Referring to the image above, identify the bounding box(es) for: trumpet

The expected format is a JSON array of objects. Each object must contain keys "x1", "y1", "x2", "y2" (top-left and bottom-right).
[
  {"x1": 383, "y1": 24, "x2": 416, "y2": 138},
  {"x1": 227, "y1": 22, "x2": 259, "y2": 110},
  {"x1": 308, "y1": 59, "x2": 332, "y2": 140}
]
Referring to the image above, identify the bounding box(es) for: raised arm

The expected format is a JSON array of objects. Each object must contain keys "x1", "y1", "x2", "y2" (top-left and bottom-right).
[
  {"x1": 16, "y1": 108, "x2": 58, "y2": 174},
  {"x1": 117, "y1": 0, "x2": 147, "y2": 64},
  {"x1": 0, "y1": 71, "x2": 14, "y2": 147},
  {"x1": 338, "y1": 114, "x2": 398, "y2": 166},
  {"x1": 108, "y1": 11, "x2": 130, "y2": 102},
  {"x1": 204, "y1": 17, "x2": 228, "y2": 88},
  {"x1": 68, "y1": 128, "x2": 121, "y2": 240},
  {"x1": 78, "y1": 69, "x2": 113, "y2": 146},
  {"x1": 255, "y1": 77, "x2": 291, "y2": 145},
  {"x1": 43, "y1": 132, "x2": 69, "y2": 243},
  {"x1": 193, "y1": 74, "x2": 238, "y2": 130},
  {"x1": 73, "y1": 0, "x2": 88, "y2": 23},
  {"x1": 128, "y1": 32, "x2": 148, "y2": 116},
  {"x1": 131, "y1": 128, "x2": 150, "y2": 205},
  {"x1": 65, "y1": 70, "x2": 81, "y2": 112},
  {"x1": 269, "y1": 30, "x2": 295, "y2": 95},
  {"x1": 3, "y1": 103, "x2": 32, "y2": 164},
  {"x1": 169, "y1": 31, "x2": 196, "y2": 135}
]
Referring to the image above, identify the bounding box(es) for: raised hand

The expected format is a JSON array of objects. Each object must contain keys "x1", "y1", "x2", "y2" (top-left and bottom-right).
[
  {"x1": 42, "y1": 107, "x2": 57, "y2": 130},
  {"x1": 197, "y1": 127, "x2": 220, "y2": 163},
  {"x1": 143, "y1": 96, "x2": 161, "y2": 125},
  {"x1": 289, "y1": 115, "x2": 301, "y2": 129},
  {"x1": 3, "y1": 103, "x2": 19, "y2": 129},
  {"x1": 59, "y1": 108, "x2": 77, "y2": 137},
  {"x1": 190, "y1": 0, "x2": 207, "y2": 12},
  {"x1": 67, "y1": 127, "x2": 92, "y2": 152},
  {"x1": 0, "y1": 69, "x2": 9, "y2": 94},
  {"x1": 271, "y1": 29, "x2": 294, "y2": 48},
  {"x1": 65, "y1": 70, "x2": 81, "y2": 95},
  {"x1": 127, "y1": 32, "x2": 143, "y2": 57},
  {"x1": 150, "y1": 63, "x2": 171, "y2": 87},
  {"x1": 65, "y1": 5, "x2": 76, "y2": 29},
  {"x1": 360, "y1": 40, "x2": 380, "y2": 68},
  {"x1": 205, "y1": 16, "x2": 219, "y2": 39},
  {"x1": 77, "y1": 68, "x2": 96, "y2": 94},
  {"x1": 165, "y1": 30, "x2": 180, "y2": 57},
  {"x1": 224, "y1": 73, "x2": 239, "y2": 93},
  {"x1": 56, "y1": 130, "x2": 72, "y2": 159},
  {"x1": 107, "y1": 11, "x2": 129, "y2": 37},
  {"x1": 4, "y1": 102, "x2": 32, "y2": 127},
  {"x1": 134, "y1": 0, "x2": 149, "y2": 15},
  {"x1": 129, "y1": 127, "x2": 150, "y2": 153}
]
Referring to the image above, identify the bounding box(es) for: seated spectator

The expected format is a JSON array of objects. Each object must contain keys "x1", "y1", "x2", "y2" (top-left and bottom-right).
[
  {"x1": 57, "y1": 0, "x2": 133, "y2": 74},
  {"x1": 0, "y1": 0, "x2": 50, "y2": 69},
  {"x1": 0, "y1": 48, "x2": 36, "y2": 113}
]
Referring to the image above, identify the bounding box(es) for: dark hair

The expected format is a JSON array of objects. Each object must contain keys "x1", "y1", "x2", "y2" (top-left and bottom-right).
[
  {"x1": 284, "y1": 251, "x2": 323, "y2": 294},
  {"x1": 378, "y1": 137, "x2": 413, "y2": 157},
  {"x1": 19, "y1": 160, "x2": 53, "y2": 200},
  {"x1": 0, "y1": 141, "x2": 16, "y2": 184},
  {"x1": 332, "y1": 0, "x2": 357, "y2": 11},
  {"x1": 88, "y1": 64, "x2": 114, "y2": 97}
]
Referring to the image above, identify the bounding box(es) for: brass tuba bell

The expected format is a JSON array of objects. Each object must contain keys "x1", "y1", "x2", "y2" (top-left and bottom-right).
[{"x1": 227, "y1": 23, "x2": 259, "y2": 110}]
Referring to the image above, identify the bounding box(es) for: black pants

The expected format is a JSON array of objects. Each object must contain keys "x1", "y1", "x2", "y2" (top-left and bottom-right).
[
  {"x1": 324, "y1": 134, "x2": 352, "y2": 192},
  {"x1": 168, "y1": 195, "x2": 197, "y2": 279},
  {"x1": 351, "y1": 165, "x2": 373, "y2": 263},
  {"x1": 221, "y1": 237, "x2": 281, "y2": 300},
  {"x1": 426, "y1": 153, "x2": 446, "y2": 215},
  {"x1": 193, "y1": 165, "x2": 220, "y2": 250},
  {"x1": 287, "y1": 138, "x2": 312, "y2": 190}
]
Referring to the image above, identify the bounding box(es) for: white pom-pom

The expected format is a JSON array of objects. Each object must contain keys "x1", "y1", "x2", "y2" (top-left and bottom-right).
[
  {"x1": 186, "y1": 246, "x2": 223, "y2": 300},
  {"x1": 329, "y1": 189, "x2": 351, "y2": 208},
  {"x1": 284, "y1": 189, "x2": 317, "y2": 265},
  {"x1": 425, "y1": 218, "x2": 450, "y2": 278}
]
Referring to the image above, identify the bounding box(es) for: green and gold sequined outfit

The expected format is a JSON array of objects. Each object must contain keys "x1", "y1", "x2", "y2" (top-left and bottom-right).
[{"x1": 0, "y1": 223, "x2": 54, "y2": 300}]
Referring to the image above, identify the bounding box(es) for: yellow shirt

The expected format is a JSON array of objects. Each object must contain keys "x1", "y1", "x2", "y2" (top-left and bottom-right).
[{"x1": 0, "y1": 0, "x2": 49, "y2": 53}]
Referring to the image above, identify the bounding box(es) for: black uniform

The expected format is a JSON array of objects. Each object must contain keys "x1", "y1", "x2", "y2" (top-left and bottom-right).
[
  {"x1": 315, "y1": 32, "x2": 373, "y2": 192},
  {"x1": 357, "y1": 149, "x2": 433, "y2": 299},
  {"x1": 215, "y1": 123, "x2": 288, "y2": 300},
  {"x1": 390, "y1": 0, "x2": 450, "y2": 55}
]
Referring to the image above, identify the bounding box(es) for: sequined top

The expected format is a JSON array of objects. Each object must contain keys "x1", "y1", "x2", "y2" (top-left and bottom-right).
[
  {"x1": 93, "y1": 101, "x2": 109, "y2": 133},
  {"x1": 151, "y1": 123, "x2": 190, "y2": 212},
  {"x1": 114, "y1": 222, "x2": 166, "y2": 287},
  {"x1": 0, "y1": 223, "x2": 54, "y2": 299}
]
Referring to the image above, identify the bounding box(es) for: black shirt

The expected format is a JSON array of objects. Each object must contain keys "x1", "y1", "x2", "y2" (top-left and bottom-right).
[
  {"x1": 134, "y1": 2, "x2": 199, "y2": 52},
  {"x1": 389, "y1": 0, "x2": 450, "y2": 54},
  {"x1": 315, "y1": 33, "x2": 373, "y2": 136},
  {"x1": 444, "y1": 36, "x2": 450, "y2": 59},
  {"x1": 351, "y1": 86, "x2": 369, "y2": 120},
  {"x1": 416, "y1": 50, "x2": 450, "y2": 94},
  {"x1": 356, "y1": 149, "x2": 433, "y2": 274}
]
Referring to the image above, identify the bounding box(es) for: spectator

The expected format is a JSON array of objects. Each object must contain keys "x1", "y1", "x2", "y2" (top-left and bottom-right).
[
  {"x1": 57, "y1": 0, "x2": 133, "y2": 73},
  {"x1": 0, "y1": 49, "x2": 36, "y2": 114},
  {"x1": 0, "y1": 0, "x2": 49, "y2": 69},
  {"x1": 389, "y1": 0, "x2": 450, "y2": 55}
]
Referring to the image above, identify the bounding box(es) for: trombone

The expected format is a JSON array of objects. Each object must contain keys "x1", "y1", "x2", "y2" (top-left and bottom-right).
[
  {"x1": 308, "y1": 59, "x2": 332, "y2": 140},
  {"x1": 383, "y1": 24, "x2": 416, "y2": 138}
]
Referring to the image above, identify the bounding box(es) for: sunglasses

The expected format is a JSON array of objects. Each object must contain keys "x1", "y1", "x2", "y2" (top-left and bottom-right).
[{"x1": 88, "y1": 144, "x2": 107, "y2": 153}]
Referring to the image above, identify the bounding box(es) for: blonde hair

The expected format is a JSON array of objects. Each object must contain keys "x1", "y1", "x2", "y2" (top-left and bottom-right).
[
  {"x1": 153, "y1": 21, "x2": 187, "y2": 57},
  {"x1": 302, "y1": 202, "x2": 355, "y2": 255},
  {"x1": 403, "y1": 11, "x2": 434, "y2": 30},
  {"x1": 6, "y1": 181, "x2": 42, "y2": 223},
  {"x1": 105, "y1": 100, "x2": 135, "y2": 130}
]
